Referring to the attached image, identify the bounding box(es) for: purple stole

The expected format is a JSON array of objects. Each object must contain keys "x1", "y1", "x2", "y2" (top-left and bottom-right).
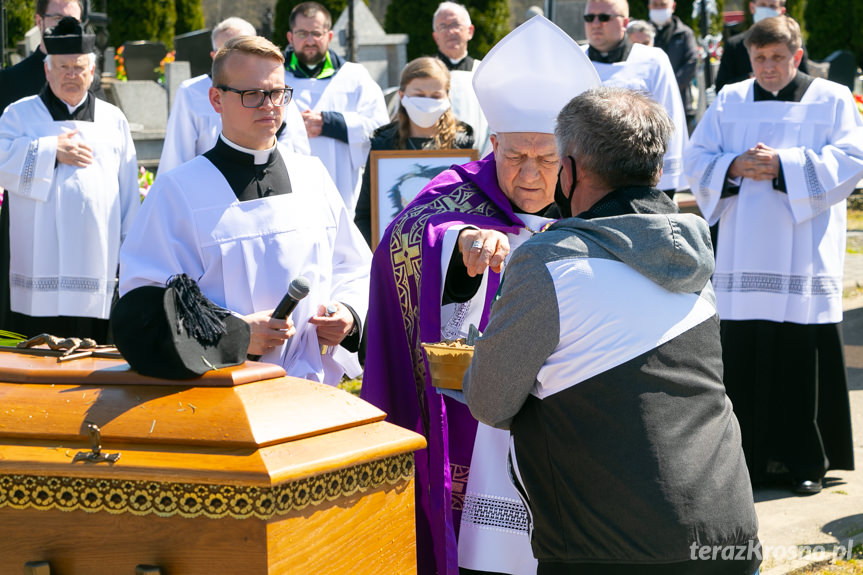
[{"x1": 361, "y1": 155, "x2": 524, "y2": 575}]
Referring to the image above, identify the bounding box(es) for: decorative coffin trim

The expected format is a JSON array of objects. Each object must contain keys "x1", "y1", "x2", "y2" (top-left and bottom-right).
[{"x1": 0, "y1": 453, "x2": 414, "y2": 520}]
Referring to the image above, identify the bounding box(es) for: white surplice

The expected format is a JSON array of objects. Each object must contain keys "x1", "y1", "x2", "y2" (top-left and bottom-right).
[
  {"x1": 158, "y1": 74, "x2": 310, "y2": 176},
  {"x1": 684, "y1": 78, "x2": 863, "y2": 324},
  {"x1": 0, "y1": 95, "x2": 139, "y2": 319},
  {"x1": 449, "y1": 61, "x2": 491, "y2": 155},
  {"x1": 288, "y1": 62, "x2": 388, "y2": 214},
  {"x1": 585, "y1": 43, "x2": 688, "y2": 191},
  {"x1": 441, "y1": 214, "x2": 552, "y2": 575},
  {"x1": 120, "y1": 145, "x2": 371, "y2": 385}
]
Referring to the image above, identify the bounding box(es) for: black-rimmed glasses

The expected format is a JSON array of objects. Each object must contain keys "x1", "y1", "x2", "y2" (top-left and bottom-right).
[
  {"x1": 583, "y1": 13, "x2": 623, "y2": 23},
  {"x1": 216, "y1": 85, "x2": 293, "y2": 108}
]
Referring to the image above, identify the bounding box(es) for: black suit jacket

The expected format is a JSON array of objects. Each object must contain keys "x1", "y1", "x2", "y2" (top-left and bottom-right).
[{"x1": 714, "y1": 31, "x2": 810, "y2": 93}]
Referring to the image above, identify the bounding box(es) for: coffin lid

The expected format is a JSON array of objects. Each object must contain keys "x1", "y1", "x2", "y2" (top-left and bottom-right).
[{"x1": 0, "y1": 351, "x2": 387, "y2": 449}]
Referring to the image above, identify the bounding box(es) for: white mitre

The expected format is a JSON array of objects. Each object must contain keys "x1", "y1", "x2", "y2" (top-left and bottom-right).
[{"x1": 473, "y1": 15, "x2": 600, "y2": 134}]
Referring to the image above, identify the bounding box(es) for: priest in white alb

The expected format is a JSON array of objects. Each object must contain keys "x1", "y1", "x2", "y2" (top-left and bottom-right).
[
  {"x1": 684, "y1": 15, "x2": 861, "y2": 495},
  {"x1": 583, "y1": 0, "x2": 688, "y2": 193},
  {"x1": 0, "y1": 17, "x2": 139, "y2": 341},
  {"x1": 158, "y1": 17, "x2": 310, "y2": 176},
  {"x1": 120, "y1": 35, "x2": 371, "y2": 386},
  {"x1": 283, "y1": 2, "x2": 388, "y2": 214}
]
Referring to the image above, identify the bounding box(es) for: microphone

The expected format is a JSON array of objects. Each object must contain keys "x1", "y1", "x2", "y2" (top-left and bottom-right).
[
  {"x1": 272, "y1": 276, "x2": 311, "y2": 319},
  {"x1": 248, "y1": 276, "x2": 311, "y2": 361}
]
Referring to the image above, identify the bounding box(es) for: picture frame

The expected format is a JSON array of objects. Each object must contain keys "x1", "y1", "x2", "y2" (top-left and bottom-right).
[{"x1": 369, "y1": 149, "x2": 479, "y2": 250}]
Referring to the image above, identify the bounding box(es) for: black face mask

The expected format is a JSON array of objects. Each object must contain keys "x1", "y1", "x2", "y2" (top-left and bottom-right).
[{"x1": 554, "y1": 156, "x2": 577, "y2": 218}]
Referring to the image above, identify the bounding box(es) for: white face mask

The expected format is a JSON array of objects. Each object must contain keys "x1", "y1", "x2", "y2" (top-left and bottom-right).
[
  {"x1": 649, "y1": 8, "x2": 673, "y2": 26},
  {"x1": 753, "y1": 6, "x2": 781, "y2": 22},
  {"x1": 400, "y1": 96, "x2": 451, "y2": 128}
]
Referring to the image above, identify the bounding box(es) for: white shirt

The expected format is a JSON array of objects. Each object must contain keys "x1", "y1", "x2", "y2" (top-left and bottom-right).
[{"x1": 448, "y1": 61, "x2": 491, "y2": 155}]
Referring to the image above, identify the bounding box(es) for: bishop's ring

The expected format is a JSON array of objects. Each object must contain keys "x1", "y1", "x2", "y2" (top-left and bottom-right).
[{"x1": 471, "y1": 240, "x2": 483, "y2": 251}]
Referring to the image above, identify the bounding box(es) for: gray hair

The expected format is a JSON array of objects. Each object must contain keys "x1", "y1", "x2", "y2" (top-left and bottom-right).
[
  {"x1": 211, "y1": 17, "x2": 257, "y2": 51},
  {"x1": 433, "y1": 1, "x2": 472, "y2": 29},
  {"x1": 627, "y1": 19, "x2": 655, "y2": 41},
  {"x1": 555, "y1": 87, "x2": 674, "y2": 188},
  {"x1": 45, "y1": 52, "x2": 96, "y2": 70}
]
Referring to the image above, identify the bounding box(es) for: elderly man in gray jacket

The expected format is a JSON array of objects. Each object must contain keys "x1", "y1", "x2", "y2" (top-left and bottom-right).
[{"x1": 464, "y1": 87, "x2": 760, "y2": 575}]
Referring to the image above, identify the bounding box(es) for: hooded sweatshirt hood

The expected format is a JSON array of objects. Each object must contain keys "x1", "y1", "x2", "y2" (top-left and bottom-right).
[{"x1": 545, "y1": 186, "x2": 715, "y2": 295}]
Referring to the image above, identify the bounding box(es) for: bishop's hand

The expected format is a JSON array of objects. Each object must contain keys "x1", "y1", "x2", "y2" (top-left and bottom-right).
[{"x1": 458, "y1": 228, "x2": 510, "y2": 277}]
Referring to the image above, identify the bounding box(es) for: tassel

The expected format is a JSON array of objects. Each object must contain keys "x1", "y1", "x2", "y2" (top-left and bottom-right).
[{"x1": 167, "y1": 274, "x2": 230, "y2": 345}]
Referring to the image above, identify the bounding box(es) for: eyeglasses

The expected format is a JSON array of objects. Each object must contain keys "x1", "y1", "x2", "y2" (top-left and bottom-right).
[
  {"x1": 217, "y1": 85, "x2": 293, "y2": 108},
  {"x1": 41, "y1": 12, "x2": 69, "y2": 23},
  {"x1": 583, "y1": 13, "x2": 624, "y2": 23},
  {"x1": 435, "y1": 22, "x2": 466, "y2": 33},
  {"x1": 291, "y1": 29, "x2": 328, "y2": 40}
]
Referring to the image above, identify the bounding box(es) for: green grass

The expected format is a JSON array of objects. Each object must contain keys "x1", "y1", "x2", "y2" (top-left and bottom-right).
[
  {"x1": 338, "y1": 376, "x2": 362, "y2": 396},
  {"x1": 0, "y1": 329, "x2": 25, "y2": 347},
  {"x1": 848, "y1": 209, "x2": 863, "y2": 234}
]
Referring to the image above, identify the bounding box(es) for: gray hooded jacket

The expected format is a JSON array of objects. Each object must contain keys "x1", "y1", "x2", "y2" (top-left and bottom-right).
[{"x1": 464, "y1": 188, "x2": 760, "y2": 574}]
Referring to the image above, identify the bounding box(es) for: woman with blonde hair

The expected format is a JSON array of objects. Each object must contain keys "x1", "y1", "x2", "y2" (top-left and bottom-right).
[{"x1": 354, "y1": 56, "x2": 474, "y2": 247}]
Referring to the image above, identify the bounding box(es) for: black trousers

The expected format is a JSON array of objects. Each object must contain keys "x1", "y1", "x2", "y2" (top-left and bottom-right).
[{"x1": 721, "y1": 320, "x2": 854, "y2": 483}]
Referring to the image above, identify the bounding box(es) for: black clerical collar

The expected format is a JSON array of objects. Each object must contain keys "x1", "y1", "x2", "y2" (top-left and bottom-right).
[
  {"x1": 39, "y1": 83, "x2": 94, "y2": 122},
  {"x1": 436, "y1": 51, "x2": 475, "y2": 72},
  {"x1": 203, "y1": 137, "x2": 292, "y2": 202},
  {"x1": 296, "y1": 59, "x2": 325, "y2": 79},
  {"x1": 753, "y1": 72, "x2": 814, "y2": 102},
  {"x1": 587, "y1": 37, "x2": 632, "y2": 64},
  {"x1": 577, "y1": 186, "x2": 676, "y2": 219}
]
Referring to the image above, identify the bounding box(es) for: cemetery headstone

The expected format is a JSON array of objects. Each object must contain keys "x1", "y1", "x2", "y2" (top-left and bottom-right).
[
  {"x1": 824, "y1": 50, "x2": 857, "y2": 92},
  {"x1": 174, "y1": 29, "x2": 212, "y2": 79},
  {"x1": 123, "y1": 41, "x2": 167, "y2": 82}
]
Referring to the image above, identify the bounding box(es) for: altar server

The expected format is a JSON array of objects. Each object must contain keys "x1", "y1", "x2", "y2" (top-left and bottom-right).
[
  {"x1": 0, "y1": 17, "x2": 139, "y2": 341},
  {"x1": 361, "y1": 16, "x2": 600, "y2": 575},
  {"x1": 583, "y1": 0, "x2": 688, "y2": 193},
  {"x1": 284, "y1": 2, "x2": 388, "y2": 214},
  {"x1": 684, "y1": 15, "x2": 861, "y2": 495},
  {"x1": 120, "y1": 35, "x2": 371, "y2": 385},
  {"x1": 158, "y1": 17, "x2": 310, "y2": 176}
]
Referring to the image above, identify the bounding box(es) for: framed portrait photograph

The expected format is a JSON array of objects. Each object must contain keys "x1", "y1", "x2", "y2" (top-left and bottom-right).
[{"x1": 369, "y1": 149, "x2": 479, "y2": 250}]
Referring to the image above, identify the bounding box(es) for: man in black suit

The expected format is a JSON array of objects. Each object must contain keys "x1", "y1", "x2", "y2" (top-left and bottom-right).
[{"x1": 714, "y1": 0, "x2": 808, "y2": 92}]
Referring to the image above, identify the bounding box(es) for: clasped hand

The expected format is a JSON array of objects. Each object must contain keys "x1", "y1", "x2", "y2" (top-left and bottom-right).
[
  {"x1": 56, "y1": 129, "x2": 93, "y2": 167},
  {"x1": 301, "y1": 109, "x2": 324, "y2": 138},
  {"x1": 729, "y1": 142, "x2": 780, "y2": 182}
]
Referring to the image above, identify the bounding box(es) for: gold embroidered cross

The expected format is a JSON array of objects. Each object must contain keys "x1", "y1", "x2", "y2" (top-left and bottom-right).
[{"x1": 392, "y1": 235, "x2": 420, "y2": 277}]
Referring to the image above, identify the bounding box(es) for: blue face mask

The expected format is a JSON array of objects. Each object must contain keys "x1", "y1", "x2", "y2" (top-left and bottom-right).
[{"x1": 753, "y1": 6, "x2": 781, "y2": 22}]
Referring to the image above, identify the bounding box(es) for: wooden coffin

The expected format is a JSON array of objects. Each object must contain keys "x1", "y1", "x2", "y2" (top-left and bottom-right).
[{"x1": 0, "y1": 351, "x2": 426, "y2": 574}]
